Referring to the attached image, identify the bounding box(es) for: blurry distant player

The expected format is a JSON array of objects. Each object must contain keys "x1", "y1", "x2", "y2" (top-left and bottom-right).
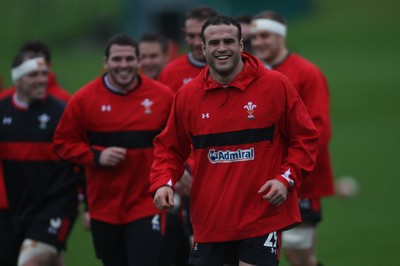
[
  {"x1": 156, "y1": 7, "x2": 220, "y2": 254},
  {"x1": 139, "y1": 32, "x2": 191, "y2": 266},
  {"x1": 139, "y1": 32, "x2": 169, "y2": 80},
  {"x1": 54, "y1": 34, "x2": 174, "y2": 266},
  {"x1": 0, "y1": 41, "x2": 70, "y2": 102},
  {"x1": 0, "y1": 52, "x2": 79, "y2": 266},
  {"x1": 235, "y1": 14, "x2": 253, "y2": 53},
  {"x1": 157, "y1": 6, "x2": 219, "y2": 93},
  {"x1": 250, "y1": 11, "x2": 335, "y2": 266}
]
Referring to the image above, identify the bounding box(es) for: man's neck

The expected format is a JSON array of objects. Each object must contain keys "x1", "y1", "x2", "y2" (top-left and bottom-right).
[
  {"x1": 264, "y1": 47, "x2": 289, "y2": 68},
  {"x1": 105, "y1": 74, "x2": 138, "y2": 94},
  {"x1": 188, "y1": 52, "x2": 207, "y2": 68},
  {"x1": 13, "y1": 92, "x2": 30, "y2": 109},
  {"x1": 210, "y1": 59, "x2": 244, "y2": 85}
]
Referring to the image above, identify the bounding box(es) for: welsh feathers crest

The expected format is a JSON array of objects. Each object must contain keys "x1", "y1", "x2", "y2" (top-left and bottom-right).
[
  {"x1": 141, "y1": 98, "x2": 154, "y2": 114},
  {"x1": 244, "y1": 102, "x2": 257, "y2": 119}
]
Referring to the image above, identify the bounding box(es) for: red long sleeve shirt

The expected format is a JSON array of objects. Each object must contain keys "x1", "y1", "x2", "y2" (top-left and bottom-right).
[
  {"x1": 157, "y1": 53, "x2": 206, "y2": 94},
  {"x1": 54, "y1": 74, "x2": 174, "y2": 224},
  {"x1": 273, "y1": 53, "x2": 334, "y2": 198},
  {"x1": 150, "y1": 53, "x2": 319, "y2": 242}
]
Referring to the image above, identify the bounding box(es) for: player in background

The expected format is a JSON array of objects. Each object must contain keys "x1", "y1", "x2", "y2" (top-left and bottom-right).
[
  {"x1": 5, "y1": 42, "x2": 88, "y2": 236},
  {"x1": 0, "y1": 41, "x2": 70, "y2": 102},
  {"x1": 250, "y1": 11, "x2": 335, "y2": 266},
  {"x1": 139, "y1": 31, "x2": 191, "y2": 266},
  {"x1": 139, "y1": 32, "x2": 170, "y2": 80},
  {"x1": 150, "y1": 15, "x2": 319, "y2": 266},
  {"x1": 156, "y1": 6, "x2": 220, "y2": 251},
  {"x1": 54, "y1": 34, "x2": 174, "y2": 266},
  {"x1": 157, "y1": 6, "x2": 219, "y2": 93},
  {"x1": 0, "y1": 52, "x2": 79, "y2": 266},
  {"x1": 234, "y1": 14, "x2": 253, "y2": 53}
]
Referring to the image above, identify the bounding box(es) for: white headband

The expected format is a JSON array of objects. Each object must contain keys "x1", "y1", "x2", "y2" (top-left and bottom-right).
[
  {"x1": 11, "y1": 57, "x2": 46, "y2": 82},
  {"x1": 249, "y1": 19, "x2": 287, "y2": 37}
]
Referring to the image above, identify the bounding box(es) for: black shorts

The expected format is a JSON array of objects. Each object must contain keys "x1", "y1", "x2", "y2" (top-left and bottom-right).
[
  {"x1": 0, "y1": 210, "x2": 21, "y2": 265},
  {"x1": 188, "y1": 231, "x2": 281, "y2": 266},
  {"x1": 0, "y1": 209, "x2": 76, "y2": 266},
  {"x1": 299, "y1": 198, "x2": 322, "y2": 224},
  {"x1": 91, "y1": 214, "x2": 163, "y2": 266}
]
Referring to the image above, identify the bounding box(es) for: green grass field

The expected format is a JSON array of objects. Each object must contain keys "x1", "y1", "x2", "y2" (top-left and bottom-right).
[{"x1": 1, "y1": 0, "x2": 400, "y2": 265}]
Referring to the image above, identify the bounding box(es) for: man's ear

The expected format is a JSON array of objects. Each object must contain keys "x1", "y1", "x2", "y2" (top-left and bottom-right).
[
  {"x1": 102, "y1": 56, "x2": 108, "y2": 70},
  {"x1": 239, "y1": 38, "x2": 244, "y2": 52}
]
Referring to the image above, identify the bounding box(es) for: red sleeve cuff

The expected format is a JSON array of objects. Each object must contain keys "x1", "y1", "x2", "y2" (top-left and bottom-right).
[
  {"x1": 149, "y1": 178, "x2": 173, "y2": 195},
  {"x1": 275, "y1": 175, "x2": 293, "y2": 191}
]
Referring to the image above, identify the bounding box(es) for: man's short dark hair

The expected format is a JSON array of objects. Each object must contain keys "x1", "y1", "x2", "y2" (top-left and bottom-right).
[
  {"x1": 11, "y1": 51, "x2": 42, "y2": 68},
  {"x1": 185, "y1": 6, "x2": 219, "y2": 22},
  {"x1": 139, "y1": 32, "x2": 169, "y2": 53},
  {"x1": 105, "y1": 34, "x2": 139, "y2": 58},
  {"x1": 253, "y1": 11, "x2": 287, "y2": 25},
  {"x1": 235, "y1": 14, "x2": 252, "y2": 24},
  {"x1": 201, "y1": 15, "x2": 242, "y2": 43},
  {"x1": 19, "y1": 41, "x2": 51, "y2": 64}
]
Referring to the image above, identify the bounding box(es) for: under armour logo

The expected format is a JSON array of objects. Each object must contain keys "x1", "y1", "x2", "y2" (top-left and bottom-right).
[
  {"x1": 202, "y1": 113, "x2": 210, "y2": 119},
  {"x1": 2, "y1": 117, "x2": 12, "y2": 125},
  {"x1": 183, "y1": 77, "x2": 192, "y2": 84},
  {"x1": 101, "y1": 105, "x2": 112, "y2": 112},
  {"x1": 271, "y1": 248, "x2": 277, "y2": 254}
]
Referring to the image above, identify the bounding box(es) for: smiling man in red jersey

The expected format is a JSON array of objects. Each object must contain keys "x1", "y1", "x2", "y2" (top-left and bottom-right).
[
  {"x1": 54, "y1": 34, "x2": 174, "y2": 266},
  {"x1": 150, "y1": 15, "x2": 319, "y2": 266}
]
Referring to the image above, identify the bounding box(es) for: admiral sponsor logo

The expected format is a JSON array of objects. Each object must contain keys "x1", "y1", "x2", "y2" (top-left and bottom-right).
[{"x1": 208, "y1": 148, "x2": 254, "y2": 164}]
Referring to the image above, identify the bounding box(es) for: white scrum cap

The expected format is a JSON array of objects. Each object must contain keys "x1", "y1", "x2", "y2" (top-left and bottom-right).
[
  {"x1": 11, "y1": 57, "x2": 46, "y2": 83},
  {"x1": 249, "y1": 19, "x2": 287, "y2": 37}
]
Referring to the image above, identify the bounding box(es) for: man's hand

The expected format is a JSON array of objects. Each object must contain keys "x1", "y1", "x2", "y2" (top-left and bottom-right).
[
  {"x1": 82, "y1": 211, "x2": 91, "y2": 230},
  {"x1": 258, "y1": 179, "x2": 288, "y2": 206},
  {"x1": 99, "y1": 147, "x2": 126, "y2": 166},
  {"x1": 153, "y1": 186, "x2": 174, "y2": 210},
  {"x1": 174, "y1": 169, "x2": 192, "y2": 198}
]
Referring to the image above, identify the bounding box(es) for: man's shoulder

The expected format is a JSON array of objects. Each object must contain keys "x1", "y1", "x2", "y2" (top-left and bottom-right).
[
  {"x1": 140, "y1": 75, "x2": 174, "y2": 96},
  {"x1": 0, "y1": 93, "x2": 12, "y2": 108},
  {"x1": 164, "y1": 54, "x2": 189, "y2": 69},
  {"x1": 72, "y1": 76, "x2": 103, "y2": 98},
  {"x1": 45, "y1": 95, "x2": 67, "y2": 109},
  {"x1": 160, "y1": 54, "x2": 202, "y2": 75},
  {"x1": 288, "y1": 53, "x2": 322, "y2": 73},
  {"x1": 0, "y1": 87, "x2": 15, "y2": 100},
  {"x1": 261, "y1": 68, "x2": 292, "y2": 83}
]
